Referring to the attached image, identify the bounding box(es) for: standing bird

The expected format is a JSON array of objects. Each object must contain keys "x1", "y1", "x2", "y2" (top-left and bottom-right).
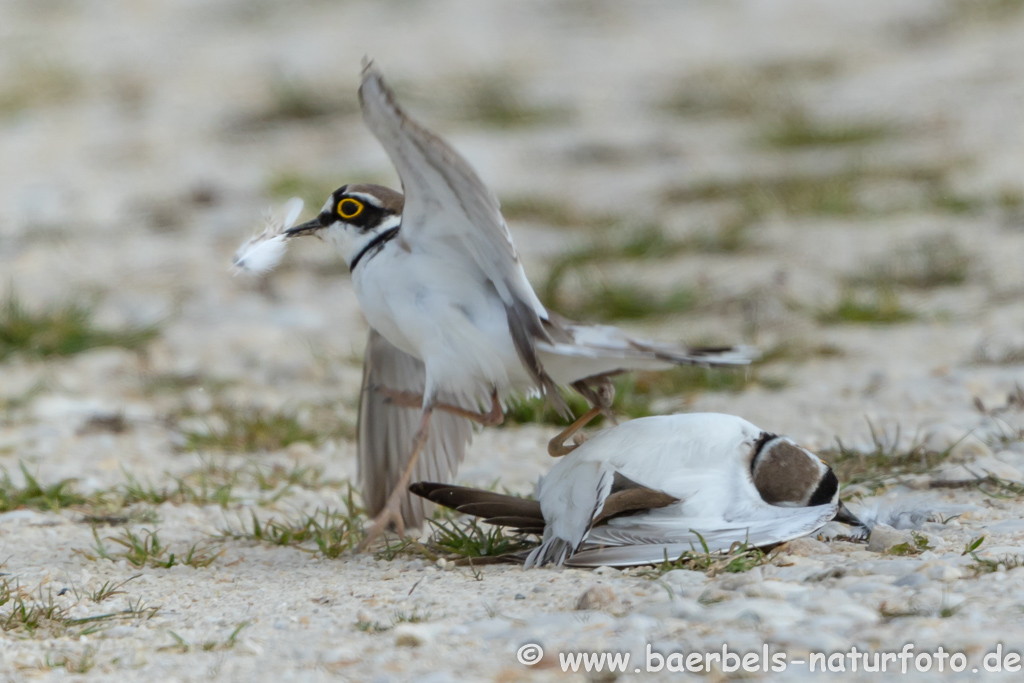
[
  {"x1": 283, "y1": 63, "x2": 752, "y2": 545},
  {"x1": 413, "y1": 413, "x2": 864, "y2": 567}
]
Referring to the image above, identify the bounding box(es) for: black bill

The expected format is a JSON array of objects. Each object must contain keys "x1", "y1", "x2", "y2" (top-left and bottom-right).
[
  {"x1": 832, "y1": 500, "x2": 864, "y2": 528},
  {"x1": 285, "y1": 217, "x2": 323, "y2": 237}
]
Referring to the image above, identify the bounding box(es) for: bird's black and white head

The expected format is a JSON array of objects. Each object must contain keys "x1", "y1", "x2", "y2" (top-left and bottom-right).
[
  {"x1": 750, "y1": 433, "x2": 863, "y2": 527},
  {"x1": 286, "y1": 183, "x2": 404, "y2": 270}
]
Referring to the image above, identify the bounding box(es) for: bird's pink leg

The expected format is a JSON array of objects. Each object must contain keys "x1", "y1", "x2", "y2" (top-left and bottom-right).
[
  {"x1": 373, "y1": 386, "x2": 504, "y2": 426},
  {"x1": 357, "y1": 407, "x2": 434, "y2": 551},
  {"x1": 547, "y1": 405, "x2": 603, "y2": 457}
]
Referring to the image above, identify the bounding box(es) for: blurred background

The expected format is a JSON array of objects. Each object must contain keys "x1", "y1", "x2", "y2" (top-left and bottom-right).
[
  {"x1": 5, "y1": 1, "x2": 1024, "y2": 677},
  {"x1": 2, "y1": 0, "x2": 1024, "y2": 487}
]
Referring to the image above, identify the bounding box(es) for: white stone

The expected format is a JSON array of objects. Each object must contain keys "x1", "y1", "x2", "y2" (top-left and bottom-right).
[
  {"x1": 592, "y1": 565, "x2": 620, "y2": 576},
  {"x1": 778, "y1": 537, "x2": 833, "y2": 556},
  {"x1": 394, "y1": 623, "x2": 440, "y2": 647},
  {"x1": 866, "y1": 524, "x2": 915, "y2": 553}
]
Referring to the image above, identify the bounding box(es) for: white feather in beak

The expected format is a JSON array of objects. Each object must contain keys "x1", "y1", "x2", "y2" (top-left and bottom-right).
[{"x1": 232, "y1": 197, "x2": 304, "y2": 274}]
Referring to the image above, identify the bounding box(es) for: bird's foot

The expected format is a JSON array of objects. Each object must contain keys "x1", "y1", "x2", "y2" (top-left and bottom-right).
[
  {"x1": 357, "y1": 492, "x2": 407, "y2": 552},
  {"x1": 547, "y1": 404, "x2": 603, "y2": 457}
]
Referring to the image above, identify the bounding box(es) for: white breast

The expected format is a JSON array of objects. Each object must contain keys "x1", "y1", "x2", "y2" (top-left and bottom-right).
[{"x1": 352, "y1": 243, "x2": 534, "y2": 401}]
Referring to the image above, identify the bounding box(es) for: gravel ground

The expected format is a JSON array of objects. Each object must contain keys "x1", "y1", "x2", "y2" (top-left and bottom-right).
[{"x1": 3, "y1": 1, "x2": 1024, "y2": 680}]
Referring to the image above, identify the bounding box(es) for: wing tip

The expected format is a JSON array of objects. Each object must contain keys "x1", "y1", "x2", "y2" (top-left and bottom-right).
[{"x1": 359, "y1": 59, "x2": 385, "y2": 103}]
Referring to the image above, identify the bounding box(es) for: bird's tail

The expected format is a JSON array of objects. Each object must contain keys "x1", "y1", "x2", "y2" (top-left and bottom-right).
[
  {"x1": 408, "y1": 482, "x2": 546, "y2": 534},
  {"x1": 538, "y1": 318, "x2": 756, "y2": 383}
]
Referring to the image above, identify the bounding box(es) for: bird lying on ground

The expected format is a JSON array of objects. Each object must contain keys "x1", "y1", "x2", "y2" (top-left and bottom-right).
[{"x1": 412, "y1": 412, "x2": 864, "y2": 567}]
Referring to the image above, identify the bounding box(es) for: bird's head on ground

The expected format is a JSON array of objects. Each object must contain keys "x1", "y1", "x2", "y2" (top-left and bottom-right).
[{"x1": 750, "y1": 433, "x2": 863, "y2": 527}]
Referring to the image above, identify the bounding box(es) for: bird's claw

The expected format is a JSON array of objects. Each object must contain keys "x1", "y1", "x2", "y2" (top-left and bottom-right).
[{"x1": 357, "y1": 496, "x2": 407, "y2": 552}]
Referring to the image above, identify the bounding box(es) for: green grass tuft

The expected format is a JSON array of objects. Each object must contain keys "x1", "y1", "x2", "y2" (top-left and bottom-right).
[
  {"x1": 118, "y1": 460, "x2": 337, "y2": 509},
  {"x1": 640, "y1": 535, "x2": 773, "y2": 579},
  {"x1": 540, "y1": 222, "x2": 752, "y2": 320},
  {"x1": 44, "y1": 646, "x2": 98, "y2": 673},
  {"x1": 163, "y1": 622, "x2": 250, "y2": 653},
  {"x1": 457, "y1": 75, "x2": 571, "y2": 128},
  {"x1": 958, "y1": 474, "x2": 1024, "y2": 499},
  {"x1": 0, "y1": 463, "x2": 85, "y2": 513},
  {"x1": 141, "y1": 372, "x2": 234, "y2": 396},
  {"x1": 849, "y1": 235, "x2": 971, "y2": 290},
  {"x1": 667, "y1": 174, "x2": 863, "y2": 217},
  {"x1": 756, "y1": 341, "x2": 845, "y2": 364},
  {"x1": 356, "y1": 618, "x2": 391, "y2": 633},
  {"x1": 219, "y1": 487, "x2": 365, "y2": 558},
  {"x1": 761, "y1": 111, "x2": 891, "y2": 148},
  {"x1": 266, "y1": 171, "x2": 340, "y2": 211},
  {"x1": 423, "y1": 517, "x2": 536, "y2": 559},
  {"x1": 968, "y1": 553, "x2": 1024, "y2": 575},
  {"x1": 499, "y1": 196, "x2": 601, "y2": 228},
  {"x1": 817, "y1": 287, "x2": 917, "y2": 325},
  {"x1": 83, "y1": 527, "x2": 221, "y2": 569},
  {"x1": 234, "y1": 73, "x2": 358, "y2": 131},
  {"x1": 505, "y1": 390, "x2": 600, "y2": 427},
  {"x1": 663, "y1": 166, "x2": 979, "y2": 219},
  {"x1": 888, "y1": 531, "x2": 934, "y2": 556},
  {"x1": 119, "y1": 469, "x2": 238, "y2": 509},
  {"x1": 0, "y1": 291, "x2": 159, "y2": 362},
  {"x1": 0, "y1": 61, "x2": 82, "y2": 118},
  {"x1": 179, "y1": 405, "x2": 322, "y2": 453},
  {"x1": 86, "y1": 576, "x2": 140, "y2": 604},
  {"x1": 0, "y1": 577, "x2": 157, "y2": 638},
  {"x1": 950, "y1": 0, "x2": 1024, "y2": 24},
  {"x1": 820, "y1": 422, "x2": 955, "y2": 493},
  {"x1": 660, "y1": 59, "x2": 840, "y2": 119},
  {"x1": 550, "y1": 281, "x2": 697, "y2": 322}
]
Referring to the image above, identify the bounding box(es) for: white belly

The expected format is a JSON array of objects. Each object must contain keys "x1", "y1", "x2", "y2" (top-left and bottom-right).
[{"x1": 353, "y1": 246, "x2": 535, "y2": 401}]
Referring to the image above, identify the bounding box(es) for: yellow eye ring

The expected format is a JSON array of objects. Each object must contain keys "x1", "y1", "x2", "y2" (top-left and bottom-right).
[{"x1": 337, "y1": 198, "x2": 364, "y2": 220}]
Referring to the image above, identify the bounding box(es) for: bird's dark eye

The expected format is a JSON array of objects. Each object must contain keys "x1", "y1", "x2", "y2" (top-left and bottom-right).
[{"x1": 337, "y1": 198, "x2": 364, "y2": 220}]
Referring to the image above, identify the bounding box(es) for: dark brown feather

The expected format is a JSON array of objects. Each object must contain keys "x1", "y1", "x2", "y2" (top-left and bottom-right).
[
  {"x1": 481, "y1": 516, "x2": 546, "y2": 532},
  {"x1": 409, "y1": 482, "x2": 543, "y2": 526},
  {"x1": 593, "y1": 473, "x2": 679, "y2": 525}
]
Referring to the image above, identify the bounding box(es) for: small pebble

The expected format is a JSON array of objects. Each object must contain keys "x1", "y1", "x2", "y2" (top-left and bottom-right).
[
  {"x1": 576, "y1": 585, "x2": 620, "y2": 612},
  {"x1": 866, "y1": 524, "x2": 914, "y2": 553},
  {"x1": 779, "y1": 537, "x2": 832, "y2": 556}
]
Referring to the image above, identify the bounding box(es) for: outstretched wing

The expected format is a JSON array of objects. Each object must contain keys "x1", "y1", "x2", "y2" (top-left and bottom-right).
[
  {"x1": 359, "y1": 63, "x2": 564, "y2": 411},
  {"x1": 358, "y1": 329, "x2": 474, "y2": 527}
]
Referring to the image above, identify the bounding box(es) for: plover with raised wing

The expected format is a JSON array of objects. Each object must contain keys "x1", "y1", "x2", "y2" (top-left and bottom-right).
[{"x1": 240, "y1": 63, "x2": 754, "y2": 547}]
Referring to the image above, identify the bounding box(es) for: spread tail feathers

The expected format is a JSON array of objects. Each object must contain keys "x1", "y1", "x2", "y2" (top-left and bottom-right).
[{"x1": 539, "y1": 315, "x2": 757, "y2": 384}]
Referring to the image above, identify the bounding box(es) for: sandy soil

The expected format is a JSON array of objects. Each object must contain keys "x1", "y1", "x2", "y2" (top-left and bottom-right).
[{"x1": 3, "y1": 0, "x2": 1024, "y2": 680}]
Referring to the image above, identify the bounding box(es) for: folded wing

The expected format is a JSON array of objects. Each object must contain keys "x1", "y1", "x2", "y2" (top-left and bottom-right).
[{"x1": 567, "y1": 503, "x2": 837, "y2": 567}]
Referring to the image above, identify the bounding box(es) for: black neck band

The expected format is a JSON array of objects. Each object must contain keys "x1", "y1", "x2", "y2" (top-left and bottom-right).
[
  {"x1": 749, "y1": 432, "x2": 777, "y2": 473},
  {"x1": 349, "y1": 226, "x2": 400, "y2": 271},
  {"x1": 808, "y1": 469, "x2": 839, "y2": 507}
]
